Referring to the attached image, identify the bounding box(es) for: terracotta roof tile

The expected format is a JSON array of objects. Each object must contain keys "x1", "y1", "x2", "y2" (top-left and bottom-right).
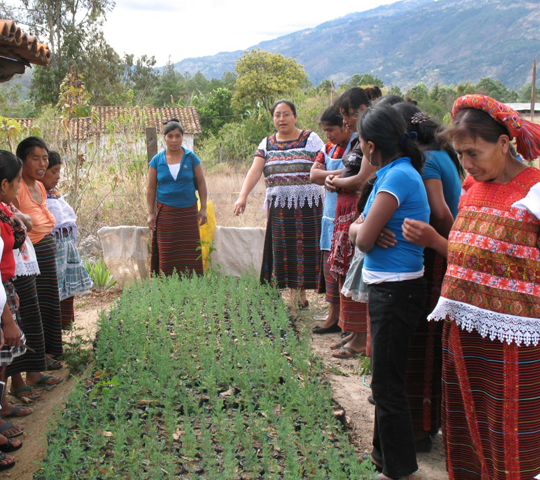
[
  {"x1": 9, "y1": 106, "x2": 201, "y2": 140},
  {"x1": 0, "y1": 19, "x2": 50, "y2": 66}
]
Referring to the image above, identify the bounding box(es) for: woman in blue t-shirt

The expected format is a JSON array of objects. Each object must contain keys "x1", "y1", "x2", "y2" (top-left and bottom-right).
[
  {"x1": 147, "y1": 120, "x2": 208, "y2": 276},
  {"x1": 349, "y1": 106, "x2": 430, "y2": 480}
]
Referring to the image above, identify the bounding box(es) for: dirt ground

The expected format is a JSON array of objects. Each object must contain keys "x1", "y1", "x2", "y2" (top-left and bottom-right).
[
  {"x1": 2, "y1": 288, "x2": 448, "y2": 480},
  {"x1": 298, "y1": 291, "x2": 449, "y2": 480}
]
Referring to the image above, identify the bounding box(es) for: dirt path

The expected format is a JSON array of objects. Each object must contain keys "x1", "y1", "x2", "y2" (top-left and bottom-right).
[
  {"x1": 299, "y1": 291, "x2": 449, "y2": 480},
  {"x1": 0, "y1": 290, "x2": 117, "y2": 480}
]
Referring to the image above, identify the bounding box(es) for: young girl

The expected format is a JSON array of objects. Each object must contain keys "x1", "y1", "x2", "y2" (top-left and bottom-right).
[
  {"x1": 349, "y1": 105, "x2": 430, "y2": 480},
  {"x1": 310, "y1": 105, "x2": 349, "y2": 334},
  {"x1": 41, "y1": 152, "x2": 93, "y2": 328}
]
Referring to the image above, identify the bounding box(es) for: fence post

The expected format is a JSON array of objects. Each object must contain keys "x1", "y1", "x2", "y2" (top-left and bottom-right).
[{"x1": 146, "y1": 127, "x2": 158, "y2": 163}]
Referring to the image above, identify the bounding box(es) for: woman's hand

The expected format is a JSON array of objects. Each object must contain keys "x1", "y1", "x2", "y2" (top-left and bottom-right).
[
  {"x1": 1, "y1": 311, "x2": 21, "y2": 348},
  {"x1": 376, "y1": 227, "x2": 397, "y2": 249},
  {"x1": 198, "y1": 208, "x2": 208, "y2": 226},
  {"x1": 325, "y1": 175, "x2": 337, "y2": 193},
  {"x1": 234, "y1": 197, "x2": 247, "y2": 216},
  {"x1": 147, "y1": 213, "x2": 156, "y2": 231},
  {"x1": 402, "y1": 218, "x2": 440, "y2": 248}
]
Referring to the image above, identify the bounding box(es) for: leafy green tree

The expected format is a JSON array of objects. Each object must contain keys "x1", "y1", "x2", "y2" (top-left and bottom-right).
[
  {"x1": 348, "y1": 73, "x2": 385, "y2": 88},
  {"x1": 233, "y1": 49, "x2": 308, "y2": 111},
  {"x1": 456, "y1": 81, "x2": 477, "y2": 97},
  {"x1": 193, "y1": 88, "x2": 235, "y2": 138},
  {"x1": 317, "y1": 79, "x2": 333, "y2": 95},
  {"x1": 517, "y1": 83, "x2": 540, "y2": 103},
  {"x1": 406, "y1": 82, "x2": 429, "y2": 102},
  {"x1": 122, "y1": 54, "x2": 159, "y2": 105},
  {"x1": 475, "y1": 78, "x2": 517, "y2": 102},
  {"x1": 387, "y1": 85, "x2": 403, "y2": 97},
  {"x1": 151, "y1": 60, "x2": 185, "y2": 106}
]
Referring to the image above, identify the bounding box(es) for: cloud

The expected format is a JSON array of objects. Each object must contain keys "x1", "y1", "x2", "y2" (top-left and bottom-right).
[{"x1": 119, "y1": 0, "x2": 178, "y2": 12}]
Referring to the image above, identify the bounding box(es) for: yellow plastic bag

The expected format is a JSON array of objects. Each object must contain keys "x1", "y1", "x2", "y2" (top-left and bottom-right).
[{"x1": 197, "y1": 197, "x2": 216, "y2": 270}]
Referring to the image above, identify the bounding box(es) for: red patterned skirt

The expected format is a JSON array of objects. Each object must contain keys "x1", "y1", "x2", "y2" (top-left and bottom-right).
[
  {"x1": 442, "y1": 319, "x2": 540, "y2": 480},
  {"x1": 260, "y1": 201, "x2": 322, "y2": 290},
  {"x1": 151, "y1": 202, "x2": 203, "y2": 277},
  {"x1": 328, "y1": 190, "x2": 357, "y2": 278},
  {"x1": 406, "y1": 248, "x2": 445, "y2": 434}
]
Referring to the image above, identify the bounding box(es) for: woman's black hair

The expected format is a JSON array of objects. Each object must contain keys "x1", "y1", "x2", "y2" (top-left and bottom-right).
[
  {"x1": 270, "y1": 99, "x2": 297, "y2": 116},
  {"x1": 337, "y1": 88, "x2": 372, "y2": 113},
  {"x1": 365, "y1": 86, "x2": 383, "y2": 103},
  {"x1": 16, "y1": 136, "x2": 49, "y2": 162},
  {"x1": 47, "y1": 151, "x2": 63, "y2": 169},
  {"x1": 377, "y1": 95, "x2": 404, "y2": 107},
  {"x1": 358, "y1": 105, "x2": 425, "y2": 173},
  {"x1": 319, "y1": 104, "x2": 343, "y2": 127},
  {"x1": 0, "y1": 150, "x2": 23, "y2": 183},
  {"x1": 393, "y1": 102, "x2": 465, "y2": 178},
  {"x1": 163, "y1": 118, "x2": 185, "y2": 136},
  {"x1": 357, "y1": 175, "x2": 376, "y2": 213}
]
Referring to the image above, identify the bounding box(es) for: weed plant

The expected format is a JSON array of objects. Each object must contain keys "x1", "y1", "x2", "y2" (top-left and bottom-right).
[{"x1": 36, "y1": 274, "x2": 373, "y2": 479}]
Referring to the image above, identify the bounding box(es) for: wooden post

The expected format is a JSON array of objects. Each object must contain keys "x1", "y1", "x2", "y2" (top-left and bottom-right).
[
  {"x1": 531, "y1": 58, "x2": 536, "y2": 122},
  {"x1": 146, "y1": 127, "x2": 158, "y2": 163}
]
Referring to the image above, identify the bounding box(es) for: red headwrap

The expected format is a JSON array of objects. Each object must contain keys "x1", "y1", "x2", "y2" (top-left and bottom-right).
[{"x1": 452, "y1": 94, "x2": 540, "y2": 161}]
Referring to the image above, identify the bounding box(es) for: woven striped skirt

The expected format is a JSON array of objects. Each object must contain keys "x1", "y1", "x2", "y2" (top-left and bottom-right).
[
  {"x1": 442, "y1": 319, "x2": 540, "y2": 480},
  {"x1": 8, "y1": 274, "x2": 47, "y2": 374},
  {"x1": 317, "y1": 251, "x2": 340, "y2": 304},
  {"x1": 34, "y1": 234, "x2": 63, "y2": 357},
  {"x1": 260, "y1": 201, "x2": 322, "y2": 290},
  {"x1": 337, "y1": 274, "x2": 367, "y2": 333},
  {"x1": 0, "y1": 281, "x2": 27, "y2": 367},
  {"x1": 406, "y1": 248, "x2": 445, "y2": 434},
  {"x1": 151, "y1": 202, "x2": 203, "y2": 277},
  {"x1": 60, "y1": 296, "x2": 75, "y2": 330}
]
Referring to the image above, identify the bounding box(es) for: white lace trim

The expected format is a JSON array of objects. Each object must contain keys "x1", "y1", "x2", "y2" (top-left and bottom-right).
[
  {"x1": 428, "y1": 297, "x2": 540, "y2": 346},
  {"x1": 306, "y1": 132, "x2": 325, "y2": 153},
  {"x1": 13, "y1": 260, "x2": 40, "y2": 278},
  {"x1": 340, "y1": 286, "x2": 368, "y2": 303},
  {"x1": 264, "y1": 184, "x2": 323, "y2": 209}
]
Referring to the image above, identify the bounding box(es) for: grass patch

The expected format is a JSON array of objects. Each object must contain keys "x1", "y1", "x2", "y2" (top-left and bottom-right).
[{"x1": 36, "y1": 274, "x2": 372, "y2": 479}]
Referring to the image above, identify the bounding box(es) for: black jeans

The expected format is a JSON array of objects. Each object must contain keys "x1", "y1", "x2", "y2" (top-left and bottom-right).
[{"x1": 368, "y1": 277, "x2": 427, "y2": 479}]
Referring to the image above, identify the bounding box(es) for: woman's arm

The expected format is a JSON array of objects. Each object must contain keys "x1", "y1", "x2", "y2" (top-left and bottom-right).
[
  {"x1": 234, "y1": 156, "x2": 265, "y2": 215},
  {"x1": 310, "y1": 161, "x2": 344, "y2": 186},
  {"x1": 194, "y1": 163, "x2": 207, "y2": 226},
  {"x1": 348, "y1": 213, "x2": 364, "y2": 245},
  {"x1": 147, "y1": 166, "x2": 158, "y2": 231},
  {"x1": 332, "y1": 156, "x2": 377, "y2": 191},
  {"x1": 355, "y1": 192, "x2": 399, "y2": 253},
  {"x1": 424, "y1": 178, "x2": 455, "y2": 238},
  {"x1": 1, "y1": 303, "x2": 21, "y2": 347},
  {"x1": 402, "y1": 219, "x2": 448, "y2": 258},
  {"x1": 9, "y1": 205, "x2": 32, "y2": 232}
]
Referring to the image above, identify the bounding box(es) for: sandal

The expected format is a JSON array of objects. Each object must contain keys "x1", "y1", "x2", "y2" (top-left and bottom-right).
[
  {"x1": 11, "y1": 386, "x2": 40, "y2": 401},
  {"x1": 0, "y1": 422, "x2": 24, "y2": 438},
  {"x1": 332, "y1": 346, "x2": 363, "y2": 359},
  {"x1": 0, "y1": 437, "x2": 22, "y2": 453},
  {"x1": 330, "y1": 338, "x2": 348, "y2": 350},
  {"x1": 0, "y1": 453, "x2": 15, "y2": 471},
  {"x1": 0, "y1": 405, "x2": 33, "y2": 418},
  {"x1": 32, "y1": 374, "x2": 63, "y2": 388},
  {"x1": 46, "y1": 357, "x2": 63, "y2": 371}
]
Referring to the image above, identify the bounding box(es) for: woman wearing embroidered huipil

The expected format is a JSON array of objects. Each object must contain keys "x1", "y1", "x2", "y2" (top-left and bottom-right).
[
  {"x1": 234, "y1": 100, "x2": 324, "y2": 313},
  {"x1": 310, "y1": 105, "x2": 349, "y2": 333},
  {"x1": 41, "y1": 152, "x2": 93, "y2": 329},
  {"x1": 403, "y1": 95, "x2": 540, "y2": 480}
]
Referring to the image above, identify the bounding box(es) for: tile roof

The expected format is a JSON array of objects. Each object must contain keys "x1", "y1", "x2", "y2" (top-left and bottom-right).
[
  {"x1": 0, "y1": 19, "x2": 51, "y2": 66},
  {"x1": 9, "y1": 106, "x2": 202, "y2": 140}
]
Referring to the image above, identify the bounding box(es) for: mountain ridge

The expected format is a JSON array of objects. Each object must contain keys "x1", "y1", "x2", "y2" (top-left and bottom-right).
[{"x1": 173, "y1": 0, "x2": 540, "y2": 89}]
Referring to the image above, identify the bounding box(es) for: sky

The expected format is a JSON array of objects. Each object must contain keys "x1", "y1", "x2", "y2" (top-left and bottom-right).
[{"x1": 103, "y1": 0, "x2": 396, "y2": 66}]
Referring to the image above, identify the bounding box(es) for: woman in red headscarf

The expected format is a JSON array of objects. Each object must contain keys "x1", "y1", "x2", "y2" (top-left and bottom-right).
[{"x1": 403, "y1": 95, "x2": 540, "y2": 480}]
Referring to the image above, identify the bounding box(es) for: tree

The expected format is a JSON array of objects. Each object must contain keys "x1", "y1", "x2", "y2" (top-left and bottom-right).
[
  {"x1": 348, "y1": 73, "x2": 385, "y2": 88},
  {"x1": 9, "y1": 0, "x2": 118, "y2": 105},
  {"x1": 193, "y1": 88, "x2": 234, "y2": 138},
  {"x1": 387, "y1": 85, "x2": 402, "y2": 97},
  {"x1": 122, "y1": 54, "x2": 159, "y2": 105},
  {"x1": 151, "y1": 60, "x2": 185, "y2": 107},
  {"x1": 233, "y1": 49, "x2": 308, "y2": 111},
  {"x1": 518, "y1": 83, "x2": 540, "y2": 103},
  {"x1": 475, "y1": 78, "x2": 517, "y2": 103},
  {"x1": 406, "y1": 82, "x2": 429, "y2": 102}
]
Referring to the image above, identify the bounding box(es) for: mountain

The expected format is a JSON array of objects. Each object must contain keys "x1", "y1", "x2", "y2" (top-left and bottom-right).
[{"x1": 173, "y1": 0, "x2": 540, "y2": 89}]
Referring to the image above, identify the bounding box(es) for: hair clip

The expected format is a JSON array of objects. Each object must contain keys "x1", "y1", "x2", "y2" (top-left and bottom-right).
[
  {"x1": 411, "y1": 112, "x2": 430, "y2": 124},
  {"x1": 400, "y1": 131, "x2": 418, "y2": 147}
]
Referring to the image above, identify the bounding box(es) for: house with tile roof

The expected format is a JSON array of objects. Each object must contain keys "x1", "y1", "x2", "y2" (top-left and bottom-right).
[{"x1": 0, "y1": 19, "x2": 50, "y2": 83}]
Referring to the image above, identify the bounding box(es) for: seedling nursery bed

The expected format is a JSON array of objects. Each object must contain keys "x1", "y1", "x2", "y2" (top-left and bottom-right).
[{"x1": 36, "y1": 274, "x2": 373, "y2": 479}]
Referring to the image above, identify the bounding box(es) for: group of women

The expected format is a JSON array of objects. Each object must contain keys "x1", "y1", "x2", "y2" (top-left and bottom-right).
[
  {"x1": 0, "y1": 138, "x2": 92, "y2": 471},
  {"x1": 228, "y1": 92, "x2": 540, "y2": 480}
]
